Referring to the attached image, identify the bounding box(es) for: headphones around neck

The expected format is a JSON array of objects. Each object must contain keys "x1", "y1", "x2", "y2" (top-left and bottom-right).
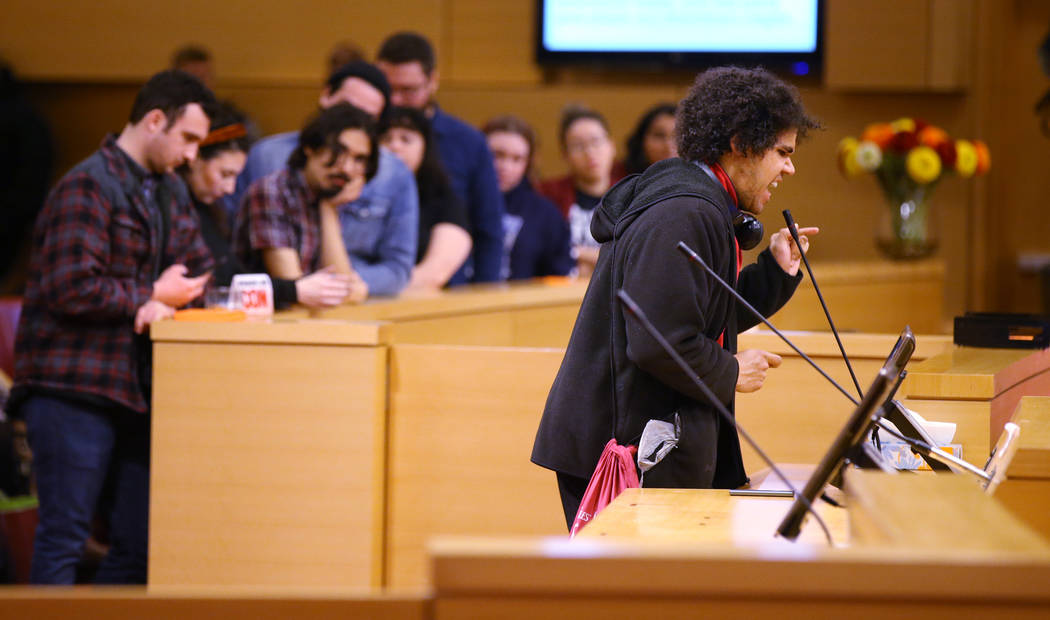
[{"x1": 732, "y1": 208, "x2": 764, "y2": 251}]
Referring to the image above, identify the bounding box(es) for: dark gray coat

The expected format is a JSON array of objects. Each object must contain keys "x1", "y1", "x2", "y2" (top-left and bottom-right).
[{"x1": 531, "y1": 158, "x2": 801, "y2": 488}]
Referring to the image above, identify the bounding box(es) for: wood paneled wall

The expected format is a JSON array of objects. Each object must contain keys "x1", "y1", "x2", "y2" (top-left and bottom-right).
[{"x1": 4, "y1": 0, "x2": 1045, "y2": 316}]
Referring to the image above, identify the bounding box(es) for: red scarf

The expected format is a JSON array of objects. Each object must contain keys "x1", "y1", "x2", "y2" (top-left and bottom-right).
[{"x1": 709, "y1": 162, "x2": 743, "y2": 348}]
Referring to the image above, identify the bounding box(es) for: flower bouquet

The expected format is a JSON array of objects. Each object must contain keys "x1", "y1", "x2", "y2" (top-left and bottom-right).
[{"x1": 837, "y1": 118, "x2": 990, "y2": 259}]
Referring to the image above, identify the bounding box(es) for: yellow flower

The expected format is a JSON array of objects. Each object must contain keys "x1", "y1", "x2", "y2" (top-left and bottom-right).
[
  {"x1": 906, "y1": 146, "x2": 941, "y2": 184},
  {"x1": 955, "y1": 140, "x2": 978, "y2": 177},
  {"x1": 854, "y1": 140, "x2": 883, "y2": 171},
  {"x1": 890, "y1": 117, "x2": 916, "y2": 133},
  {"x1": 837, "y1": 138, "x2": 863, "y2": 177}
]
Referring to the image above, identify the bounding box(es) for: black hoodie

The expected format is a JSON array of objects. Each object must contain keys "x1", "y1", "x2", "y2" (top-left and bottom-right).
[{"x1": 531, "y1": 157, "x2": 801, "y2": 488}]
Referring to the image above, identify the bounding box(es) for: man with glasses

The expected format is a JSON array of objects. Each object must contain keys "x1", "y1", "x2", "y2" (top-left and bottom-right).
[{"x1": 377, "y1": 31, "x2": 505, "y2": 285}]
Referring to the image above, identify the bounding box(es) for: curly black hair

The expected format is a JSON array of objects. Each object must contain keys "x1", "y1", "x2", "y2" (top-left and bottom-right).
[{"x1": 676, "y1": 66, "x2": 821, "y2": 164}]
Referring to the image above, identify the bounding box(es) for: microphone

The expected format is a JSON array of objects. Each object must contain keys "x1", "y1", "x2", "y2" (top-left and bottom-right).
[
  {"x1": 678, "y1": 240, "x2": 990, "y2": 477},
  {"x1": 675, "y1": 241, "x2": 860, "y2": 406},
  {"x1": 616, "y1": 289, "x2": 834, "y2": 545},
  {"x1": 782, "y1": 210, "x2": 863, "y2": 399}
]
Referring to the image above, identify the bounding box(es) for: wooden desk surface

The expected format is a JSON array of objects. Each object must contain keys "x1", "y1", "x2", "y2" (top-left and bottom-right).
[
  {"x1": 312, "y1": 278, "x2": 589, "y2": 322},
  {"x1": 904, "y1": 346, "x2": 1050, "y2": 399},
  {"x1": 576, "y1": 465, "x2": 847, "y2": 547},
  {"x1": 845, "y1": 469, "x2": 1050, "y2": 553},
  {"x1": 151, "y1": 316, "x2": 387, "y2": 345}
]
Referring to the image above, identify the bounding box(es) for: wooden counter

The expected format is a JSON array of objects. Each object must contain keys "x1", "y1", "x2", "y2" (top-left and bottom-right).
[
  {"x1": 305, "y1": 278, "x2": 589, "y2": 348},
  {"x1": 150, "y1": 318, "x2": 388, "y2": 588},
  {"x1": 149, "y1": 280, "x2": 588, "y2": 589},
  {"x1": 996, "y1": 396, "x2": 1050, "y2": 540},
  {"x1": 575, "y1": 466, "x2": 847, "y2": 547},
  {"x1": 901, "y1": 346, "x2": 1050, "y2": 463},
  {"x1": 428, "y1": 472, "x2": 1050, "y2": 619},
  {"x1": 769, "y1": 257, "x2": 946, "y2": 334}
]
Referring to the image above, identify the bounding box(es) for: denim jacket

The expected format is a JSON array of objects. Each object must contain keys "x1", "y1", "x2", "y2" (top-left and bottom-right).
[{"x1": 232, "y1": 131, "x2": 418, "y2": 296}]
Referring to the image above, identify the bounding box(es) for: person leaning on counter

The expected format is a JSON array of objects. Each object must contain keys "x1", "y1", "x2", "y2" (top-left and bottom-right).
[
  {"x1": 233, "y1": 103, "x2": 376, "y2": 304},
  {"x1": 532, "y1": 66, "x2": 823, "y2": 530}
]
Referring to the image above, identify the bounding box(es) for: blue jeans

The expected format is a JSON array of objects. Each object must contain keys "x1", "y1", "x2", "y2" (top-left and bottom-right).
[{"x1": 22, "y1": 395, "x2": 150, "y2": 584}]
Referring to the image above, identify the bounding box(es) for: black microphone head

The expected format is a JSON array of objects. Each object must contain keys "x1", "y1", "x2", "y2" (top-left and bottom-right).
[{"x1": 781, "y1": 209, "x2": 803, "y2": 244}]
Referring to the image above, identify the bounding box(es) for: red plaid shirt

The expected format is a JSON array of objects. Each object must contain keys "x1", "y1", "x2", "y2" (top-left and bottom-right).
[
  {"x1": 234, "y1": 168, "x2": 322, "y2": 274},
  {"x1": 12, "y1": 136, "x2": 213, "y2": 414}
]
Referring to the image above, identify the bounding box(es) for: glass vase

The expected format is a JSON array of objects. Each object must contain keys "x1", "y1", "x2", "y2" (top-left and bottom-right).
[{"x1": 875, "y1": 184, "x2": 938, "y2": 260}]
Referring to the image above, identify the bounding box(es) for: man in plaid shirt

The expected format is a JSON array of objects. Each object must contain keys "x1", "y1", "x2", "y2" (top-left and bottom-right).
[
  {"x1": 10, "y1": 71, "x2": 216, "y2": 584},
  {"x1": 234, "y1": 103, "x2": 377, "y2": 303}
]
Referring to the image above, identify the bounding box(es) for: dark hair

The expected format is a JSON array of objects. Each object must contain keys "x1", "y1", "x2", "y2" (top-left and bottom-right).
[
  {"x1": 624, "y1": 102, "x2": 677, "y2": 174},
  {"x1": 382, "y1": 106, "x2": 454, "y2": 204},
  {"x1": 676, "y1": 66, "x2": 820, "y2": 164},
  {"x1": 198, "y1": 101, "x2": 255, "y2": 161},
  {"x1": 482, "y1": 115, "x2": 538, "y2": 177},
  {"x1": 128, "y1": 70, "x2": 216, "y2": 129},
  {"x1": 289, "y1": 103, "x2": 379, "y2": 180},
  {"x1": 327, "y1": 40, "x2": 366, "y2": 75},
  {"x1": 171, "y1": 44, "x2": 211, "y2": 69},
  {"x1": 325, "y1": 61, "x2": 392, "y2": 114},
  {"x1": 558, "y1": 104, "x2": 610, "y2": 149},
  {"x1": 377, "y1": 32, "x2": 436, "y2": 76}
]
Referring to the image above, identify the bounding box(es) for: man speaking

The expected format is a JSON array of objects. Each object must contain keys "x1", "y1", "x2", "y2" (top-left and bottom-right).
[{"x1": 532, "y1": 66, "x2": 822, "y2": 530}]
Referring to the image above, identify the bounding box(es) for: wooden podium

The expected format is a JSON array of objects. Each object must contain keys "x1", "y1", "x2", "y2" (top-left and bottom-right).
[
  {"x1": 430, "y1": 471, "x2": 1050, "y2": 619},
  {"x1": 901, "y1": 346, "x2": 1050, "y2": 463}
]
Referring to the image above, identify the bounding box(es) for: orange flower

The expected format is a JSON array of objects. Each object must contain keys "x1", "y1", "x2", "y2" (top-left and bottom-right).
[
  {"x1": 906, "y1": 146, "x2": 941, "y2": 184},
  {"x1": 917, "y1": 125, "x2": 950, "y2": 149},
  {"x1": 974, "y1": 140, "x2": 991, "y2": 175},
  {"x1": 861, "y1": 123, "x2": 894, "y2": 149}
]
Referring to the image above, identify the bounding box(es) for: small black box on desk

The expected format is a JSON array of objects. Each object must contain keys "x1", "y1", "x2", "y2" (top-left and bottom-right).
[{"x1": 953, "y1": 312, "x2": 1050, "y2": 349}]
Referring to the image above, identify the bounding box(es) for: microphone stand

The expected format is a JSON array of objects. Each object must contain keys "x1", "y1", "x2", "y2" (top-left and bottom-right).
[
  {"x1": 677, "y1": 240, "x2": 993, "y2": 482},
  {"x1": 781, "y1": 210, "x2": 864, "y2": 400},
  {"x1": 617, "y1": 289, "x2": 835, "y2": 546},
  {"x1": 676, "y1": 241, "x2": 860, "y2": 407}
]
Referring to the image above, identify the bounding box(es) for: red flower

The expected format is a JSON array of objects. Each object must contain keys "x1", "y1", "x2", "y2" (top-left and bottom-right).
[
  {"x1": 888, "y1": 130, "x2": 919, "y2": 153},
  {"x1": 934, "y1": 141, "x2": 957, "y2": 169}
]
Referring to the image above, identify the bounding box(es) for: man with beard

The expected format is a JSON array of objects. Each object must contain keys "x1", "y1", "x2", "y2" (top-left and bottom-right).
[
  {"x1": 531, "y1": 66, "x2": 822, "y2": 530},
  {"x1": 234, "y1": 103, "x2": 377, "y2": 300}
]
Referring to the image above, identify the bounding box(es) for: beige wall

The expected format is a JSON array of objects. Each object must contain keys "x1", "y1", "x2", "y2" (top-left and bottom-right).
[{"x1": 4, "y1": 0, "x2": 1045, "y2": 317}]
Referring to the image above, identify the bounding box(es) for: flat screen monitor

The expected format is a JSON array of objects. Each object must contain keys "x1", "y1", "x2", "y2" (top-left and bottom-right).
[
  {"x1": 777, "y1": 326, "x2": 915, "y2": 540},
  {"x1": 536, "y1": 0, "x2": 824, "y2": 77}
]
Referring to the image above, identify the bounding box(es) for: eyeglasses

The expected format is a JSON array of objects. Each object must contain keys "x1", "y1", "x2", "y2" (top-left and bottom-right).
[{"x1": 391, "y1": 83, "x2": 428, "y2": 99}]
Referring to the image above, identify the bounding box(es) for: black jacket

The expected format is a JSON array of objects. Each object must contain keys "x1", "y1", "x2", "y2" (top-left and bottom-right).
[{"x1": 531, "y1": 158, "x2": 801, "y2": 488}]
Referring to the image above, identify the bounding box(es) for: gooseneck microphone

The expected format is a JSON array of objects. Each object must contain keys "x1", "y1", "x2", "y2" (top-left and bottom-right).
[
  {"x1": 781, "y1": 210, "x2": 863, "y2": 400},
  {"x1": 677, "y1": 240, "x2": 986, "y2": 478},
  {"x1": 616, "y1": 289, "x2": 834, "y2": 545},
  {"x1": 676, "y1": 241, "x2": 860, "y2": 407}
]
